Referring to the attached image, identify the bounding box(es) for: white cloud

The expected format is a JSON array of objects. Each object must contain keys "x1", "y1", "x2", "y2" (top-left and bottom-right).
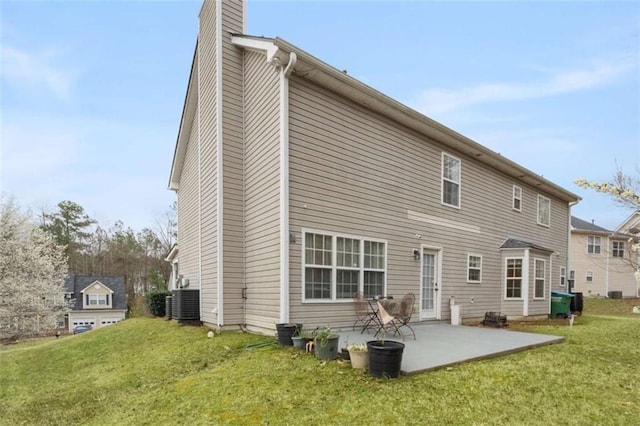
[
  {"x1": 1, "y1": 45, "x2": 78, "y2": 101},
  {"x1": 417, "y1": 58, "x2": 635, "y2": 114}
]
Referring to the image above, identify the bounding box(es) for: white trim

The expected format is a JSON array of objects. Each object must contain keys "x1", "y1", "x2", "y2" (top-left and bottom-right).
[
  {"x1": 407, "y1": 210, "x2": 480, "y2": 234},
  {"x1": 512, "y1": 185, "x2": 522, "y2": 212},
  {"x1": 537, "y1": 194, "x2": 551, "y2": 227},
  {"x1": 504, "y1": 256, "x2": 524, "y2": 301},
  {"x1": 533, "y1": 257, "x2": 546, "y2": 300},
  {"x1": 466, "y1": 253, "x2": 482, "y2": 283},
  {"x1": 79, "y1": 280, "x2": 113, "y2": 294},
  {"x1": 215, "y1": 0, "x2": 224, "y2": 326},
  {"x1": 441, "y1": 152, "x2": 461, "y2": 209},
  {"x1": 523, "y1": 249, "x2": 530, "y2": 315},
  {"x1": 586, "y1": 270, "x2": 594, "y2": 282},
  {"x1": 278, "y1": 53, "x2": 297, "y2": 323},
  {"x1": 587, "y1": 235, "x2": 602, "y2": 254},
  {"x1": 196, "y1": 27, "x2": 203, "y2": 317},
  {"x1": 231, "y1": 36, "x2": 280, "y2": 63},
  {"x1": 420, "y1": 245, "x2": 443, "y2": 320},
  {"x1": 560, "y1": 266, "x2": 566, "y2": 287},
  {"x1": 301, "y1": 229, "x2": 387, "y2": 302}
]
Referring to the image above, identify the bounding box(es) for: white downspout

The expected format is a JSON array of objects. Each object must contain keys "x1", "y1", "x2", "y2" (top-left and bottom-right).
[
  {"x1": 279, "y1": 52, "x2": 297, "y2": 324},
  {"x1": 522, "y1": 249, "x2": 530, "y2": 316},
  {"x1": 605, "y1": 235, "x2": 610, "y2": 297}
]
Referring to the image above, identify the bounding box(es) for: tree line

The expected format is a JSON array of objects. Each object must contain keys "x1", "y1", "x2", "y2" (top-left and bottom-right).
[{"x1": 38, "y1": 200, "x2": 176, "y2": 302}]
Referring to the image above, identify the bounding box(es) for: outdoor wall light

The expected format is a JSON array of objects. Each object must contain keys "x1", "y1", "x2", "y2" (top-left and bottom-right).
[{"x1": 413, "y1": 249, "x2": 421, "y2": 260}]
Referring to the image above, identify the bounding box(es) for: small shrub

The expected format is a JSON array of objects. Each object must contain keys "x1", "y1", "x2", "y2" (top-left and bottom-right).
[{"x1": 145, "y1": 291, "x2": 171, "y2": 317}]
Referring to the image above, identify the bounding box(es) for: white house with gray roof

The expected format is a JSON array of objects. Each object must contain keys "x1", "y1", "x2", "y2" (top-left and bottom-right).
[{"x1": 167, "y1": 0, "x2": 580, "y2": 334}]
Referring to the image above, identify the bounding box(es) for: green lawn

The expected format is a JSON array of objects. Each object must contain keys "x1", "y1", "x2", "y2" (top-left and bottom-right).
[{"x1": 1, "y1": 300, "x2": 639, "y2": 425}]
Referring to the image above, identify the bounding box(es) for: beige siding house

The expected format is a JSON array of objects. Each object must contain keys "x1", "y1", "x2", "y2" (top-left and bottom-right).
[
  {"x1": 569, "y1": 216, "x2": 639, "y2": 298},
  {"x1": 168, "y1": 0, "x2": 581, "y2": 333}
]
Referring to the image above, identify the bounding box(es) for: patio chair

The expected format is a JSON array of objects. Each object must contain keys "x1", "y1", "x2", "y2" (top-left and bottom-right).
[
  {"x1": 375, "y1": 300, "x2": 403, "y2": 340},
  {"x1": 353, "y1": 292, "x2": 378, "y2": 333},
  {"x1": 395, "y1": 292, "x2": 416, "y2": 340}
]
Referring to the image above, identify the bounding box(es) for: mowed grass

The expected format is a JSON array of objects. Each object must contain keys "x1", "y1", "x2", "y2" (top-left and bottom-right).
[{"x1": 1, "y1": 300, "x2": 639, "y2": 426}]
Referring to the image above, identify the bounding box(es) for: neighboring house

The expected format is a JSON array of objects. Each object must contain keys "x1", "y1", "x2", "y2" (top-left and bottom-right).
[
  {"x1": 167, "y1": 0, "x2": 580, "y2": 333},
  {"x1": 616, "y1": 210, "x2": 640, "y2": 237},
  {"x1": 64, "y1": 275, "x2": 127, "y2": 331},
  {"x1": 569, "y1": 217, "x2": 638, "y2": 298}
]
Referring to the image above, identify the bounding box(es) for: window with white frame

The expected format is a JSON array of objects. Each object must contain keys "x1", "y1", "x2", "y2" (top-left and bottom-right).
[
  {"x1": 304, "y1": 231, "x2": 386, "y2": 301},
  {"x1": 560, "y1": 267, "x2": 566, "y2": 287},
  {"x1": 534, "y1": 259, "x2": 546, "y2": 299},
  {"x1": 537, "y1": 195, "x2": 550, "y2": 227},
  {"x1": 569, "y1": 270, "x2": 575, "y2": 280},
  {"x1": 467, "y1": 254, "x2": 482, "y2": 283},
  {"x1": 513, "y1": 185, "x2": 522, "y2": 211},
  {"x1": 442, "y1": 153, "x2": 461, "y2": 208},
  {"x1": 586, "y1": 271, "x2": 593, "y2": 282},
  {"x1": 587, "y1": 236, "x2": 601, "y2": 254},
  {"x1": 86, "y1": 294, "x2": 109, "y2": 306},
  {"x1": 505, "y1": 258, "x2": 523, "y2": 299},
  {"x1": 612, "y1": 241, "x2": 624, "y2": 258}
]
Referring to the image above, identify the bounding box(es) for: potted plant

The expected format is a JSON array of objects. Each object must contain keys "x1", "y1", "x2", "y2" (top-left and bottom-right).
[
  {"x1": 312, "y1": 326, "x2": 340, "y2": 360},
  {"x1": 347, "y1": 343, "x2": 369, "y2": 370},
  {"x1": 276, "y1": 323, "x2": 302, "y2": 346},
  {"x1": 291, "y1": 326, "x2": 313, "y2": 350}
]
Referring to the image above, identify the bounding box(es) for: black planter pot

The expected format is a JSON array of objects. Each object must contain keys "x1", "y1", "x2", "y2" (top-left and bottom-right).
[
  {"x1": 367, "y1": 340, "x2": 405, "y2": 378},
  {"x1": 276, "y1": 323, "x2": 302, "y2": 346}
]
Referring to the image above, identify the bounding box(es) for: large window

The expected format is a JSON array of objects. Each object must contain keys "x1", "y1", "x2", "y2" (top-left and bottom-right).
[
  {"x1": 304, "y1": 231, "x2": 386, "y2": 301},
  {"x1": 587, "y1": 236, "x2": 601, "y2": 254},
  {"x1": 612, "y1": 241, "x2": 625, "y2": 258},
  {"x1": 534, "y1": 259, "x2": 546, "y2": 299},
  {"x1": 513, "y1": 185, "x2": 522, "y2": 211},
  {"x1": 442, "y1": 153, "x2": 461, "y2": 208},
  {"x1": 505, "y1": 258, "x2": 523, "y2": 299},
  {"x1": 467, "y1": 254, "x2": 482, "y2": 283},
  {"x1": 537, "y1": 195, "x2": 550, "y2": 227}
]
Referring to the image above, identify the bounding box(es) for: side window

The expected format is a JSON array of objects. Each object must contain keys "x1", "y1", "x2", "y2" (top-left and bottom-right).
[
  {"x1": 442, "y1": 153, "x2": 461, "y2": 208},
  {"x1": 467, "y1": 254, "x2": 482, "y2": 283},
  {"x1": 513, "y1": 186, "x2": 522, "y2": 211}
]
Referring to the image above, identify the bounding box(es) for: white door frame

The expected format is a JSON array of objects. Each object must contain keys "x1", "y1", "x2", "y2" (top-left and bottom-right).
[{"x1": 420, "y1": 245, "x2": 443, "y2": 320}]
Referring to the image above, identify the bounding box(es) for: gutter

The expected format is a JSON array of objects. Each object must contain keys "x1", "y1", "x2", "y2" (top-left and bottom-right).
[{"x1": 279, "y1": 52, "x2": 297, "y2": 324}]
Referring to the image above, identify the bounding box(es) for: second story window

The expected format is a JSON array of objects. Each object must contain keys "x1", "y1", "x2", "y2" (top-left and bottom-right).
[
  {"x1": 537, "y1": 195, "x2": 550, "y2": 227},
  {"x1": 442, "y1": 153, "x2": 461, "y2": 208},
  {"x1": 612, "y1": 241, "x2": 624, "y2": 258},
  {"x1": 587, "y1": 236, "x2": 601, "y2": 254},
  {"x1": 513, "y1": 186, "x2": 522, "y2": 211}
]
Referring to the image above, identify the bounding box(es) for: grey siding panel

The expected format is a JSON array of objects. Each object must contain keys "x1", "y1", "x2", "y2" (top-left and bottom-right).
[
  {"x1": 243, "y1": 50, "x2": 281, "y2": 326},
  {"x1": 198, "y1": 0, "x2": 219, "y2": 324},
  {"x1": 177, "y1": 108, "x2": 200, "y2": 288},
  {"x1": 288, "y1": 76, "x2": 570, "y2": 326}
]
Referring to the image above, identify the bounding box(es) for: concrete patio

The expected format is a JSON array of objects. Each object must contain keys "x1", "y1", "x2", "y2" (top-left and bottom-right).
[{"x1": 338, "y1": 322, "x2": 564, "y2": 375}]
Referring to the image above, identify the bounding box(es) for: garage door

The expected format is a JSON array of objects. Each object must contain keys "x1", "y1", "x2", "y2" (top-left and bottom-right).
[
  {"x1": 101, "y1": 318, "x2": 121, "y2": 326},
  {"x1": 73, "y1": 319, "x2": 95, "y2": 327}
]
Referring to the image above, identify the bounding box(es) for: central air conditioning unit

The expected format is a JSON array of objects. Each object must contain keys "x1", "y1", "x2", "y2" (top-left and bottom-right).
[{"x1": 171, "y1": 288, "x2": 200, "y2": 321}]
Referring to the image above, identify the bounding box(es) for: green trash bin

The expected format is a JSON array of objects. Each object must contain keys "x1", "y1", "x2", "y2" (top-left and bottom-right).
[{"x1": 550, "y1": 291, "x2": 574, "y2": 318}]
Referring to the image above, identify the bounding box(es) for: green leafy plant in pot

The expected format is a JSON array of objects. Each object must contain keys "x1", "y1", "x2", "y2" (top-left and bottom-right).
[
  {"x1": 291, "y1": 326, "x2": 312, "y2": 350},
  {"x1": 312, "y1": 326, "x2": 340, "y2": 360}
]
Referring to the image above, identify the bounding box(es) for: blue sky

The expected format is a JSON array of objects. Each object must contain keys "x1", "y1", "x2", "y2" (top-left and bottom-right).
[{"x1": 1, "y1": 1, "x2": 638, "y2": 231}]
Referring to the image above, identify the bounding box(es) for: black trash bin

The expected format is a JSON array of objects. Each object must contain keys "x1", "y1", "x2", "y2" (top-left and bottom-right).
[{"x1": 570, "y1": 292, "x2": 583, "y2": 315}]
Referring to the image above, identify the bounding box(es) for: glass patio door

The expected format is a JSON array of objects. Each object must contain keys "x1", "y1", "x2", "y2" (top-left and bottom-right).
[{"x1": 421, "y1": 249, "x2": 439, "y2": 319}]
